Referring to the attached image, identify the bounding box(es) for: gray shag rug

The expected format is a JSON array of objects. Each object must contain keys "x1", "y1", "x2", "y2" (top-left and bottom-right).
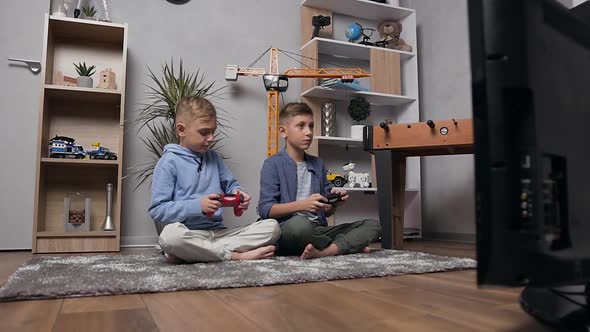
[{"x1": 0, "y1": 250, "x2": 476, "y2": 302}]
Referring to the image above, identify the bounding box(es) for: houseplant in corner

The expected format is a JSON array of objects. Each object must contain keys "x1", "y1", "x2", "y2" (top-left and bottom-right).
[
  {"x1": 131, "y1": 59, "x2": 228, "y2": 190},
  {"x1": 348, "y1": 96, "x2": 371, "y2": 139},
  {"x1": 74, "y1": 62, "x2": 96, "y2": 88}
]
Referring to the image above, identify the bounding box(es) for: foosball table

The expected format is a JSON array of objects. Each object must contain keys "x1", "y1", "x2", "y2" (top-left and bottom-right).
[{"x1": 363, "y1": 119, "x2": 474, "y2": 249}]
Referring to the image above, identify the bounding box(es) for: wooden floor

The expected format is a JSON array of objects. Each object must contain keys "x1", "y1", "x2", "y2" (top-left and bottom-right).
[{"x1": 0, "y1": 241, "x2": 551, "y2": 332}]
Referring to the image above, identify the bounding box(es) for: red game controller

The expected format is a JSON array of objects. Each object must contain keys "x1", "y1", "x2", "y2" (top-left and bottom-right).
[{"x1": 205, "y1": 193, "x2": 244, "y2": 217}]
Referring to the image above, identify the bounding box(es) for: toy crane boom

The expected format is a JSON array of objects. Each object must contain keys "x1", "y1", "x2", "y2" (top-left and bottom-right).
[{"x1": 225, "y1": 47, "x2": 370, "y2": 157}]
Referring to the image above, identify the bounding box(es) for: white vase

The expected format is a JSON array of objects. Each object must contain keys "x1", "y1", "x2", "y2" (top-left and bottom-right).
[
  {"x1": 77, "y1": 76, "x2": 93, "y2": 88},
  {"x1": 51, "y1": 0, "x2": 67, "y2": 16},
  {"x1": 350, "y1": 125, "x2": 365, "y2": 139}
]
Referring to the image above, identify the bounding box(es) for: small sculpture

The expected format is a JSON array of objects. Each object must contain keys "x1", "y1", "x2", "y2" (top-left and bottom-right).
[
  {"x1": 53, "y1": 71, "x2": 78, "y2": 87},
  {"x1": 377, "y1": 21, "x2": 412, "y2": 52},
  {"x1": 97, "y1": 68, "x2": 116, "y2": 89},
  {"x1": 343, "y1": 162, "x2": 370, "y2": 188}
]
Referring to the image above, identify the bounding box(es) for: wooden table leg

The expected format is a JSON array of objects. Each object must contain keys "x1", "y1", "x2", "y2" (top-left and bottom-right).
[
  {"x1": 374, "y1": 150, "x2": 406, "y2": 249},
  {"x1": 392, "y1": 154, "x2": 406, "y2": 249}
]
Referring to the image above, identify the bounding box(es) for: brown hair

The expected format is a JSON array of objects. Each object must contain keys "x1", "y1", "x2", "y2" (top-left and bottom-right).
[
  {"x1": 279, "y1": 102, "x2": 313, "y2": 124},
  {"x1": 175, "y1": 96, "x2": 216, "y2": 123}
]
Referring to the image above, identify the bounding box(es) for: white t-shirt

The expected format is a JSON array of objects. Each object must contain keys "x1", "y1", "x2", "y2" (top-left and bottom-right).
[{"x1": 295, "y1": 161, "x2": 319, "y2": 221}]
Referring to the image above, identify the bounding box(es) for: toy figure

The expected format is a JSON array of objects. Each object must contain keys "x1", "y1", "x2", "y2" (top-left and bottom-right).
[
  {"x1": 377, "y1": 21, "x2": 412, "y2": 52},
  {"x1": 343, "y1": 162, "x2": 370, "y2": 188}
]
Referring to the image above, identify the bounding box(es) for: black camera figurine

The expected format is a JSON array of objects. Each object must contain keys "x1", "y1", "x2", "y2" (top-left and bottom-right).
[{"x1": 312, "y1": 15, "x2": 331, "y2": 39}]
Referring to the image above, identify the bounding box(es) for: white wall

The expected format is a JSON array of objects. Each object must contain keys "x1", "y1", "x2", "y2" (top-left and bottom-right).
[
  {"x1": 410, "y1": 0, "x2": 475, "y2": 241},
  {"x1": 2, "y1": 0, "x2": 484, "y2": 249},
  {"x1": 110, "y1": 0, "x2": 301, "y2": 246}
]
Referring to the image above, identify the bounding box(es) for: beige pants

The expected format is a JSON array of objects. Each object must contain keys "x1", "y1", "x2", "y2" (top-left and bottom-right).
[{"x1": 159, "y1": 220, "x2": 280, "y2": 262}]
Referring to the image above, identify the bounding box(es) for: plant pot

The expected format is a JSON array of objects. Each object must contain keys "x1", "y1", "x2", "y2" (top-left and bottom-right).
[
  {"x1": 77, "y1": 76, "x2": 93, "y2": 88},
  {"x1": 350, "y1": 125, "x2": 365, "y2": 139}
]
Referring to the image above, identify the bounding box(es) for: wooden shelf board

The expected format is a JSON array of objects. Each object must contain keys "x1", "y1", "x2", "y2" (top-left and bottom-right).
[
  {"x1": 41, "y1": 157, "x2": 118, "y2": 166},
  {"x1": 302, "y1": 86, "x2": 415, "y2": 105},
  {"x1": 36, "y1": 231, "x2": 117, "y2": 238},
  {"x1": 346, "y1": 187, "x2": 377, "y2": 192},
  {"x1": 316, "y1": 136, "x2": 363, "y2": 146},
  {"x1": 301, "y1": 0, "x2": 414, "y2": 21},
  {"x1": 302, "y1": 37, "x2": 414, "y2": 61},
  {"x1": 45, "y1": 84, "x2": 122, "y2": 104},
  {"x1": 49, "y1": 15, "x2": 126, "y2": 45}
]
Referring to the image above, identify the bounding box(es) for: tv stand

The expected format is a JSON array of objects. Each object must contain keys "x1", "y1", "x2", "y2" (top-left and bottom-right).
[{"x1": 520, "y1": 283, "x2": 590, "y2": 331}]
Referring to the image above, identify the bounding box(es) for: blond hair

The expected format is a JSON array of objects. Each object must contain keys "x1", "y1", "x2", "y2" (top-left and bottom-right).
[
  {"x1": 279, "y1": 102, "x2": 313, "y2": 125},
  {"x1": 175, "y1": 96, "x2": 216, "y2": 124}
]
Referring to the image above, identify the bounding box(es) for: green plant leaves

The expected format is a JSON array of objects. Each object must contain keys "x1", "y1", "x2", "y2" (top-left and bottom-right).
[
  {"x1": 348, "y1": 96, "x2": 371, "y2": 123},
  {"x1": 130, "y1": 59, "x2": 229, "y2": 190},
  {"x1": 73, "y1": 62, "x2": 96, "y2": 77}
]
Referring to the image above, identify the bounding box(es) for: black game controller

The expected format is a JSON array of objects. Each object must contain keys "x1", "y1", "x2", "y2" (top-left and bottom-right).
[{"x1": 325, "y1": 193, "x2": 342, "y2": 205}]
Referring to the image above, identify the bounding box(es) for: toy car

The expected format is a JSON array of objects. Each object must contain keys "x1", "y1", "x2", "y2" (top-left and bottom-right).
[
  {"x1": 326, "y1": 170, "x2": 347, "y2": 187},
  {"x1": 87, "y1": 143, "x2": 118, "y2": 160},
  {"x1": 48, "y1": 135, "x2": 86, "y2": 159}
]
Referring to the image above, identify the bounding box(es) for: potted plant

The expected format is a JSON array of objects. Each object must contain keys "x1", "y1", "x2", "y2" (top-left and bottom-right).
[
  {"x1": 130, "y1": 59, "x2": 228, "y2": 190},
  {"x1": 74, "y1": 62, "x2": 96, "y2": 88},
  {"x1": 348, "y1": 96, "x2": 371, "y2": 139},
  {"x1": 82, "y1": 5, "x2": 97, "y2": 19}
]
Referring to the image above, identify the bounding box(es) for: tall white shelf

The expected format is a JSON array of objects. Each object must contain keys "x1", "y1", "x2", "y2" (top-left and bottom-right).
[{"x1": 300, "y1": 0, "x2": 421, "y2": 238}]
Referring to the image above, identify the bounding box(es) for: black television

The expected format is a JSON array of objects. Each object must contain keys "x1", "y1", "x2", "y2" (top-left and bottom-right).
[{"x1": 469, "y1": 0, "x2": 590, "y2": 329}]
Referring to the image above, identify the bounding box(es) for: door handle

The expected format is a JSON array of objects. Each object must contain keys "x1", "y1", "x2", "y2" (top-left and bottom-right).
[{"x1": 8, "y1": 58, "x2": 42, "y2": 74}]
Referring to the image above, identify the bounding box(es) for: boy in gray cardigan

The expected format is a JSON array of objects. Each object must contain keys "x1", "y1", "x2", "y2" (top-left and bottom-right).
[{"x1": 258, "y1": 102, "x2": 381, "y2": 259}]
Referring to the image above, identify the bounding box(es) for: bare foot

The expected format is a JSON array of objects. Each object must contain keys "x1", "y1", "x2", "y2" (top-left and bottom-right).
[
  {"x1": 164, "y1": 252, "x2": 183, "y2": 264},
  {"x1": 231, "y1": 245, "x2": 276, "y2": 260},
  {"x1": 362, "y1": 246, "x2": 371, "y2": 253},
  {"x1": 300, "y1": 243, "x2": 339, "y2": 260}
]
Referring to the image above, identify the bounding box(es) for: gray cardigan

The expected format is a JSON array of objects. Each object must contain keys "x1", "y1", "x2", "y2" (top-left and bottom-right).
[{"x1": 258, "y1": 149, "x2": 333, "y2": 225}]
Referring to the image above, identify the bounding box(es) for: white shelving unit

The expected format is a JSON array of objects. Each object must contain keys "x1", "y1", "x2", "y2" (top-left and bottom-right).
[{"x1": 300, "y1": 0, "x2": 421, "y2": 237}]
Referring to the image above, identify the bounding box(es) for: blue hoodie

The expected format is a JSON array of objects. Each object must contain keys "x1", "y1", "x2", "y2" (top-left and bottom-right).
[{"x1": 148, "y1": 144, "x2": 241, "y2": 230}]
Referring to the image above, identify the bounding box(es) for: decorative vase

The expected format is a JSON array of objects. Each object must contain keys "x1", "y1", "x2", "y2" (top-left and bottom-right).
[
  {"x1": 98, "y1": 0, "x2": 112, "y2": 22},
  {"x1": 51, "y1": 0, "x2": 67, "y2": 16},
  {"x1": 350, "y1": 125, "x2": 365, "y2": 139},
  {"x1": 64, "y1": 192, "x2": 91, "y2": 232},
  {"x1": 321, "y1": 101, "x2": 336, "y2": 136},
  {"x1": 101, "y1": 183, "x2": 115, "y2": 231},
  {"x1": 77, "y1": 76, "x2": 93, "y2": 88}
]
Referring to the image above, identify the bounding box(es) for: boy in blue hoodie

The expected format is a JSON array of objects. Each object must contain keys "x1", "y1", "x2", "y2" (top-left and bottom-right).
[
  {"x1": 258, "y1": 102, "x2": 381, "y2": 260},
  {"x1": 149, "y1": 96, "x2": 280, "y2": 263}
]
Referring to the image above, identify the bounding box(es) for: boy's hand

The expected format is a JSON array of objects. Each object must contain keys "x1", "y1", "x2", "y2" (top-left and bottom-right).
[
  {"x1": 202, "y1": 194, "x2": 222, "y2": 216},
  {"x1": 331, "y1": 188, "x2": 349, "y2": 204},
  {"x1": 299, "y1": 193, "x2": 330, "y2": 213},
  {"x1": 234, "y1": 189, "x2": 251, "y2": 210}
]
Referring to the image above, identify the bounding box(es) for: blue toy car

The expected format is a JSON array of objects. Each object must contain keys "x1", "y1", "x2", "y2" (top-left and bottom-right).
[
  {"x1": 48, "y1": 136, "x2": 86, "y2": 159},
  {"x1": 87, "y1": 143, "x2": 118, "y2": 160}
]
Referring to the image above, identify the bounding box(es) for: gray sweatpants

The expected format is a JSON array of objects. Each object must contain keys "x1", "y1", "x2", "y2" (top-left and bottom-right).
[{"x1": 159, "y1": 220, "x2": 280, "y2": 263}]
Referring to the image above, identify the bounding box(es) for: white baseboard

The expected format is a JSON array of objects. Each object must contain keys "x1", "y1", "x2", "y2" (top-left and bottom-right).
[{"x1": 121, "y1": 235, "x2": 158, "y2": 248}]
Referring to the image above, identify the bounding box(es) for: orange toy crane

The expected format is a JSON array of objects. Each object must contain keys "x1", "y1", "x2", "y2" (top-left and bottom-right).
[{"x1": 225, "y1": 47, "x2": 371, "y2": 157}]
